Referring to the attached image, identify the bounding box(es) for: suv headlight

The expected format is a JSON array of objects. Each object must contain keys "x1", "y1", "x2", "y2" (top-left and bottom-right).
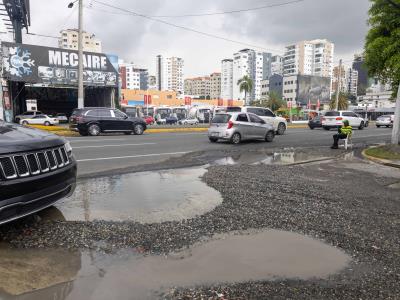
[{"x1": 65, "y1": 142, "x2": 73, "y2": 157}]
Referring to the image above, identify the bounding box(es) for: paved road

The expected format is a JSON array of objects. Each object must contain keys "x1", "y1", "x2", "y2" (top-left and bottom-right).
[{"x1": 67, "y1": 127, "x2": 393, "y2": 177}]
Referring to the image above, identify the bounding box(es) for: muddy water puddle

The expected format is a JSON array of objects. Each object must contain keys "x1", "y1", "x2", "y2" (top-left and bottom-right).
[
  {"x1": 0, "y1": 230, "x2": 351, "y2": 300},
  {"x1": 213, "y1": 150, "x2": 331, "y2": 166},
  {"x1": 53, "y1": 168, "x2": 222, "y2": 223}
]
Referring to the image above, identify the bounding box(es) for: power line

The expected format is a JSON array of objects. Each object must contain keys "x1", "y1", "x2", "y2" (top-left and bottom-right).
[
  {"x1": 27, "y1": 32, "x2": 59, "y2": 39},
  {"x1": 92, "y1": 0, "x2": 286, "y2": 53},
  {"x1": 88, "y1": 0, "x2": 304, "y2": 18}
]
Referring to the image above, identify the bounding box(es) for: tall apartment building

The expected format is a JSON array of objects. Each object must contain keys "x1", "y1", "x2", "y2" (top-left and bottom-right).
[
  {"x1": 184, "y1": 76, "x2": 211, "y2": 98},
  {"x1": 232, "y1": 49, "x2": 272, "y2": 103},
  {"x1": 156, "y1": 55, "x2": 184, "y2": 94},
  {"x1": 119, "y1": 63, "x2": 149, "y2": 90},
  {"x1": 283, "y1": 39, "x2": 334, "y2": 78},
  {"x1": 332, "y1": 65, "x2": 358, "y2": 96},
  {"x1": 221, "y1": 59, "x2": 233, "y2": 100},
  {"x1": 352, "y1": 54, "x2": 369, "y2": 96},
  {"x1": 210, "y1": 72, "x2": 221, "y2": 99},
  {"x1": 271, "y1": 55, "x2": 283, "y2": 76},
  {"x1": 58, "y1": 29, "x2": 102, "y2": 53}
]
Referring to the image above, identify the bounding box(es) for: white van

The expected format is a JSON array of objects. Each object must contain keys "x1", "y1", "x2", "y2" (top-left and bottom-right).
[{"x1": 241, "y1": 106, "x2": 287, "y2": 135}]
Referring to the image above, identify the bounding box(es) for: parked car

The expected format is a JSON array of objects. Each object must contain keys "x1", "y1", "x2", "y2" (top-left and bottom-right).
[
  {"x1": 356, "y1": 114, "x2": 369, "y2": 127},
  {"x1": 14, "y1": 110, "x2": 43, "y2": 123},
  {"x1": 322, "y1": 111, "x2": 366, "y2": 130},
  {"x1": 20, "y1": 114, "x2": 59, "y2": 126},
  {"x1": 208, "y1": 112, "x2": 275, "y2": 144},
  {"x1": 69, "y1": 107, "x2": 147, "y2": 136},
  {"x1": 308, "y1": 115, "x2": 323, "y2": 129},
  {"x1": 144, "y1": 115, "x2": 155, "y2": 125},
  {"x1": 165, "y1": 116, "x2": 178, "y2": 125},
  {"x1": 241, "y1": 106, "x2": 287, "y2": 135},
  {"x1": 0, "y1": 121, "x2": 77, "y2": 224},
  {"x1": 56, "y1": 113, "x2": 69, "y2": 123},
  {"x1": 376, "y1": 115, "x2": 394, "y2": 128},
  {"x1": 179, "y1": 118, "x2": 199, "y2": 125}
]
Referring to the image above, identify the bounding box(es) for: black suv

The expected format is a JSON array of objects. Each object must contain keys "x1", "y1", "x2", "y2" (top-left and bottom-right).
[
  {"x1": 0, "y1": 121, "x2": 77, "y2": 224},
  {"x1": 69, "y1": 107, "x2": 147, "y2": 136}
]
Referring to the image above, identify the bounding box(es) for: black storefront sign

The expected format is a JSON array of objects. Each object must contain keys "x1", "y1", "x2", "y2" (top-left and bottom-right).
[{"x1": 1, "y1": 42, "x2": 118, "y2": 87}]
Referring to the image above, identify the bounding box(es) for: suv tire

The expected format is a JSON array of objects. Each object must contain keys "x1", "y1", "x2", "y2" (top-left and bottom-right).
[
  {"x1": 265, "y1": 130, "x2": 275, "y2": 142},
  {"x1": 44, "y1": 121, "x2": 50, "y2": 126},
  {"x1": 209, "y1": 137, "x2": 218, "y2": 143},
  {"x1": 230, "y1": 132, "x2": 241, "y2": 145},
  {"x1": 358, "y1": 121, "x2": 364, "y2": 130},
  {"x1": 277, "y1": 123, "x2": 286, "y2": 135},
  {"x1": 88, "y1": 124, "x2": 101, "y2": 136},
  {"x1": 133, "y1": 124, "x2": 144, "y2": 135},
  {"x1": 21, "y1": 120, "x2": 28, "y2": 125}
]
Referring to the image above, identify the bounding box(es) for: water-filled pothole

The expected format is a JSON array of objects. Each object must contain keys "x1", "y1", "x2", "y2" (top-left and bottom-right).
[
  {"x1": 0, "y1": 230, "x2": 351, "y2": 299},
  {"x1": 53, "y1": 168, "x2": 222, "y2": 223}
]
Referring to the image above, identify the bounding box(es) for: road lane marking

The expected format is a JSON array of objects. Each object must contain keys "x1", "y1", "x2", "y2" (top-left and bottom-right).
[
  {"x1": 76, "y1": 151, "x2": 188, "y2": 162},
  {"x1": 73, "y1": 143, "x2": 156, "y2": 149},
  {"x1": 69, "y1": 138, "x2": 129, "y2": 143}
]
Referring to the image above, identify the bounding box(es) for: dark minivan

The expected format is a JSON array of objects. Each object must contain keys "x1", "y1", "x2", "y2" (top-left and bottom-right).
[
  {"x1": 69, "y1": 107, "x2": 147, "y2": 136},
  {"x1": 0, "y1": 121, "x2": 76, "y2": 224}
]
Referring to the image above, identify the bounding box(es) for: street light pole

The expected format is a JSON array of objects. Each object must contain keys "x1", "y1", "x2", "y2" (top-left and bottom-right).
[
  {"x1": 77, "y1": 0, "x2": 84, "y2": 108},
  {"x1": 335, "y1": 59, "x2": 342, "y2": 111}
]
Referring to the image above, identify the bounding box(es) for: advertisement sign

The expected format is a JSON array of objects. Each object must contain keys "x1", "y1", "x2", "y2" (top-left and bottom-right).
[
  {"x1": 227, "y1": 99, "x2": 233, "y2": 107},
  {"x1": 217, "y1": 99, "x2": 223, "y2": 106},
  {"x1": 1, "y1": 42, "x2": 118, "y2": 87},
  {"x1": 184, "y1": 97, "x2": 192, "y2": 106},
  {"x1": 297, "y1": 75, "x2": 331, "y2": 106},
  {"x1": 144, "y1": 95, "x2": 152, "y2": 105}
]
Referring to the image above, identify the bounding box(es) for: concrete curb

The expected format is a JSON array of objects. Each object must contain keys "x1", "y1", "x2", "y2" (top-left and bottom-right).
[{"x1": 361, "y1": 148, "x2": 400, "y2": 169}]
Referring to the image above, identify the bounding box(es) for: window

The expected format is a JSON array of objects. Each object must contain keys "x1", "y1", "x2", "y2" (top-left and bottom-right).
[
  {"x1": 325, "y1": 111, "x2": 340, "y2": 117},
  {"x1": 236, "y1": 114, "x2": 249, "y2": 122},
  {"x1": 249, "y1": 114, "x2": 264, "y2": 124},
  {"x1": 114, "y1": 110, "x2": 127, "y2": 118},
  {"x1": 98, "y1": 110, "x2": 112, "y2": 118},
  {"x1": 246, "y1": 107, "x2": 259, "y2": 115},
  {"x1": 86, "y1": 110, "x2": 97, "y2": 117},
  {"x1": 263, "y1": 109, "x2": 275, "y2": 117},
  {"x1": 212, "y1": 114, "x2": 231, "y2": 123}
]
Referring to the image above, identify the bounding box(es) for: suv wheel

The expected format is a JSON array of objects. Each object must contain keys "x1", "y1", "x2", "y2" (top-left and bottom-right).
[
  {"x1": 277, "y1": 123, "x2": 286, "y2": 135},
  {"x1": 230, "y1": 132, "x2": 241, "y2": 145},
  {"x1": 133, "y1": 124, "x2": 144, "y2": 135},
  {"x1": 21, "y1": 120, "x2": 28, "y2": 125},
  {"x1": 358, "y1": 121, "x2": 364, "y2": 130},
  {"x1": 265, "y1": 130, "x2": 275, "y2": 142},
  {"x1": 44, "y1": 121, "x2": 50, "y2": 126},
  {"x1": 88, "y1": 124, "x2": 101, "y2": 136}
]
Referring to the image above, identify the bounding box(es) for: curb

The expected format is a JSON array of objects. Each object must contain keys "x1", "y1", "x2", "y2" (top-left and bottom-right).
[{"x1": 361, "y1": 148, "x2": 400, "y2": 169}]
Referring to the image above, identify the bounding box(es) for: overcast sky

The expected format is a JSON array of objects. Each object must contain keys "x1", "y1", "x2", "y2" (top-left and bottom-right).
[{"x1": 1, "y1": 0, "x2": 371, "y2": 77}]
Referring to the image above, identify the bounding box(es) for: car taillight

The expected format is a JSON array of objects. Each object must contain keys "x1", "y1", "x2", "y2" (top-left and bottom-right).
[
  {"x1": 227, "y1": 121, "x2": 233, "y2": 129},
  {"x1": 336, "y1": 117, "x2": 343, "y2": 121}
]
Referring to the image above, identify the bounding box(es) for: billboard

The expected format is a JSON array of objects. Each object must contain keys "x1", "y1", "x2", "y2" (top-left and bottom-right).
[
  {"x1": 297, "y1": 75, "x2": 331, "y2": 105},
  {"x1": 1, "y1": 42, "x2": 118, "y2": 87}
]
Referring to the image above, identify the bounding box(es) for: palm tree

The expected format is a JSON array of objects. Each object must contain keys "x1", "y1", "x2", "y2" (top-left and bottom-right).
[
  {"x1": 265, "y1": 91, "x2": 285, "y2": 112},
  {"x1": 330, "y1": 92, "x2": 349, "y2": 110},
  {"x1": 237, "y1": 75, "x2": 253, "y2": 104}
]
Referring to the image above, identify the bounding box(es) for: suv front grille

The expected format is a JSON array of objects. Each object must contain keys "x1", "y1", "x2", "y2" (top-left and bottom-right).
[{"x1": 0, "y1": 146, "x2": 71, "y2": 180}]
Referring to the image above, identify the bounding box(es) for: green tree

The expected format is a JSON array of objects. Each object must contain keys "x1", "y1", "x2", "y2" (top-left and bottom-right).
[
  {"x1": 364, "y1": 0, "x2": 400, "y2": 96},
  {"x1": 237, "y1": 75, "x2": 253, "y2": 104},
  {"x1": 265, "y1": 91, "x2": 286, "y2": 111},
  {"x1": 329, "y1": 93, "x2": 349, "y2": 110}
]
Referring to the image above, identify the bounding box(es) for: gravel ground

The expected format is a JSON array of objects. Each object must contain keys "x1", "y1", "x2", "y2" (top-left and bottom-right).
[{"x1": 1, "y1": 156, "x2": 400, "y2": 299}]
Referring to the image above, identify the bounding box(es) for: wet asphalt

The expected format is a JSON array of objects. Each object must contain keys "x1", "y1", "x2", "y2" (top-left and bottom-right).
[{"x1": 0, "y1": 127, "x2": 399, "y2": 299}]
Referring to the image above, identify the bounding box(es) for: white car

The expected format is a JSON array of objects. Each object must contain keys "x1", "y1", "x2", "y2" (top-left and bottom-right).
[
  {"x1": 241, "y1": 106, "x2": 287, "y2": 135},
  {"x1": 376, "y1": 115, "x2": 394, "y2": 128},
  {"x1": 20, "y1": 114, "x2": 59, "y2": 126},
  {"x1": 322, "y1": 111, "x2": 366, "y2": 130},
  {"x1": 56, "y1": 113, "x2": 68, "y2": 123},
  {"x1": 179, "y1": 118, "x2": 199, "y2": 125}
]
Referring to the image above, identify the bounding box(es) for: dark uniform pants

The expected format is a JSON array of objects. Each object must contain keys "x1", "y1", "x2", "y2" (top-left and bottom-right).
[{"x1": 333, "y1": 133, "x2": 348, "y2": 147}]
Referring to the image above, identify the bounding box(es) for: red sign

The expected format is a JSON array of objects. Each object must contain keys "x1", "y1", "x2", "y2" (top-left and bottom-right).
[
  {"x1": 217, "y1": 99, "x2": 223, "y2": 106},
  {"x1": 227, "y1": 99, "x2": 233, "y2": 107},
  {"x1": 287, "y1": 101, "x2": 292, "y2": 108},
  {"x1": 144, "y1": 95, "x2": 152, "y2": 105},
  {"x1": 184, "y1": 97, "x2": 192, "y2": 106}
]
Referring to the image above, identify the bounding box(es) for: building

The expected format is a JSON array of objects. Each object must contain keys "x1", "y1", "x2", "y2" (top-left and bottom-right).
[
  {"x1": 210, "y1": 72, "x2": 221, "y2": 99},
  {"x1": 221, "y1": 59, "x2": 233, "y2": 100},
  {"x1": 260, "y1": 79, "x2": 269, "y2": 98},
  {"x1": 184, "y1": 76, "x2": 211, "y2": 98},
  {"x1": 332, "y1": 65, "x2": 358, "y2": 96},
  {"x1": 156, "y1": 55, "x2": 184, "y2": 94},
  {"x1": 232, "y1": 49, "x2": 273, "y2": 103},
  {"x1": 119, "y1": 63, "x2": 148, "y2": 90},
  {"x1": 269, "y1": 74, "x2": 283, "y2": 98},
  {"x1": 58, "y1": 29, "x2": 102, "y2": 53},
  {"x1": 357, "y1": 90, "x2": 394, "y2": 109},
  {"x1": 283, "y1": 39, "x2": 334, "y2": 78},
  {"x1": 271, "y1": 55, "x2": 283, "y2": 76},
  {"x1": 352, "y1": 54, "x2": 369, "y2": 96}
]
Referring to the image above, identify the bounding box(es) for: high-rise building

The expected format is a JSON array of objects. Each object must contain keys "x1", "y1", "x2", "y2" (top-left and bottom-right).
[
  {"x1": 119, "y1": 63, "x2": 149, "y2": 90},
  {"x1": 210, "y1": 72, "x2": 221, "y2": 99},
  {"x1": 156, "y1": 55, "x2": 184, "y2": 94},
  {"x1": 283, "y1": 39, "x2": 334, "y2": 78},
  {"x1": 271, "y1": 55, "x2": 283, "y2": 76},
  {"x1": 184, "y1": 76, "x2": 211, "y2": 98},
  {"x1": 221, "y1": 59, "x2": 233, "y2": 100},
  {"x1": 352, "y1": 54, "x2": 369, "y2": 96},
  {"x1": 332, "y1": 65, "x2": 358, "y2": 96},
  {"x1": 58, "y1": 29, "x2": 102, "y2": 53},
  {"x1": 232, "y1": 49, "x2": 272, "y2": 103}
]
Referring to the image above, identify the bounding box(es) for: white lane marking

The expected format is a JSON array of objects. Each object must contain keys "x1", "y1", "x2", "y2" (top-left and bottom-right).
[
  {"x1": 69, "y1": 138, "x2": 129, "y2": 143},
  {"x1": 76, "y1": 151, "x2": 188, "y2": 162},
  {"x1": 72, "y1": 143, "x2": 156, "y2": 149}
]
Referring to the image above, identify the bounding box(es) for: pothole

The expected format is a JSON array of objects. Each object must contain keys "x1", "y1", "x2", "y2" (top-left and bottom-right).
[
  {"x1": 0, "y1": 230, "x2": 351, "y2": 299},
  {"x1": 50, "y1": 168, "x2": 222, "y2": 223}
]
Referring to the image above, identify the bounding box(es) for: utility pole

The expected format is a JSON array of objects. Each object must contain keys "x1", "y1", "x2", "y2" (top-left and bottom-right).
[
  {"x1": 335, "y1": 59, "x2": 342, "y2": 111},
  {"x1": 77, "y1": 0, "x2": 84, "y2": 108},
  {"x1": 392, "y1": 85, "x2": 400, "y2": 144}
]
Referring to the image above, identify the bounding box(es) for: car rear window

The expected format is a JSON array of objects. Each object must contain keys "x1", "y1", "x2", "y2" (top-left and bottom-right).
[
  {"x1": 325, "y1": 111, "x2": 340, "y2": 116},
  {"x1": 71, "y1": 109, "x2": 84, "y2": 116},
  {"x1": 212, "y1": 114, "x2": 231, "y2": 123}
]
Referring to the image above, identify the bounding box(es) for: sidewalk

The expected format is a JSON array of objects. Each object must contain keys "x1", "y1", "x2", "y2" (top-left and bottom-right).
[{"x1": 362, "y1": 145, "x2": 400, "y2": 169}]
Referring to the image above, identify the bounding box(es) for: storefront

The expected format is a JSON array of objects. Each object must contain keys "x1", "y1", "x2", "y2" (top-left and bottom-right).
[{"x1": 1, "y1": 42, "x2": 119, "y2": 121}]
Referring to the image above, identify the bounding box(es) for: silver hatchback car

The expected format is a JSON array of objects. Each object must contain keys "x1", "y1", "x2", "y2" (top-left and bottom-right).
[{"x1": 208, "y1": 112, "x2": 275, "y2": 144}]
